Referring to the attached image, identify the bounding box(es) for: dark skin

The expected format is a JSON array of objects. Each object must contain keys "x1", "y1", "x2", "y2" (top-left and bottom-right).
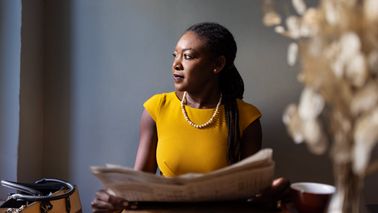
[{"x1": 91, "y1": 31, "x2": 290, "y2": 213}]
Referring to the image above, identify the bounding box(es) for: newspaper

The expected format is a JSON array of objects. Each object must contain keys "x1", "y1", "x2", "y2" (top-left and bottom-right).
[{"x1": 91, "y1": 148, "x2": 275, "y2": 202}]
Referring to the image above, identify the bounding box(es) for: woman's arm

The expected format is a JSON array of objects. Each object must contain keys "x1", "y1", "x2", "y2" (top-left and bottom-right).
[
  {"x1": 240, "y1": 118, "x2": 262, "y2": 159},
  {"x1": 134, "y1": 109, "x2": 158, "y2": 173},
  {"x1": 92, "y1": 109, "x2": 158, "y2": 212},
  {"x1": 240, "y1": 119, "x2": 291, "y2": 209}
]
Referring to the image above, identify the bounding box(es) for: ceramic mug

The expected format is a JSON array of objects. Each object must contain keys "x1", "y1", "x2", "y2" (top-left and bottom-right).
[{"x1": 290, "y1": 182, "x2": 335, "y2": 213}]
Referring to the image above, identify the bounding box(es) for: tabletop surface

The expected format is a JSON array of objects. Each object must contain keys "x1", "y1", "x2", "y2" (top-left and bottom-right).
[
  {"x1": 123, "y1": 201, "x2": 293, "y2": 213},
  {"x1": 123, "y1": 201, "x2": 377, "y2": 213}
]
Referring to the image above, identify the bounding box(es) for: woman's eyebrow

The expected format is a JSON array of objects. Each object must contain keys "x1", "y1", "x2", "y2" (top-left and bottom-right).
[
  {"x1": 175, "y1": 47, "x2": 193, "y2": 52},
  {"x1": 182, "y1": 48, "x2": 193, "y2": 51}
]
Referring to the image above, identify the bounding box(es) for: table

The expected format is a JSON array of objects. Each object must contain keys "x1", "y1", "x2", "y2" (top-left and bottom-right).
[
  {"x1": 123, "y1": 201, "x2": 291, "y2": 213},
  {"x1": 123, "y1": 201, "x2": 378, "y2": 213}
]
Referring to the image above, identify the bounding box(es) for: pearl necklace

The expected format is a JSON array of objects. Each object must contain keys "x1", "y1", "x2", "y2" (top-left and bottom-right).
[{"x1": 180, "y1": 91, "x2": 222, "y2": 129}]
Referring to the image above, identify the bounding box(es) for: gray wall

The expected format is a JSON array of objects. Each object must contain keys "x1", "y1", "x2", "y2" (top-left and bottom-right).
[
  {"x1": 0, "y1": 0, "x2": 376, "y2": 212},
  {"x1": 0, "y1": 0, "x2": 21, "y2": 196}
]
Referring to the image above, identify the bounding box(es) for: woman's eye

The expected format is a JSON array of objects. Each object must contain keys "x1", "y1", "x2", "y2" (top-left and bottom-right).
[
  {"x1": 184, "y1": 54, "x2": 193, "y2": 60},
  {"x1": 172, "y1": 53, "x2": 177, "y2": 58}
]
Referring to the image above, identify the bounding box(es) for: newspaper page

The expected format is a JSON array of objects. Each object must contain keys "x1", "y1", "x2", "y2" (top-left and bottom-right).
[{"x1": 91, "y1": 148, "x2": 275, "y2": 202}]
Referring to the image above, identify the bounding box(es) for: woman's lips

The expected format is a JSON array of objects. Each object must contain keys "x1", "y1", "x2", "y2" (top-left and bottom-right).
[{"x1": 173, "y1": 74, "x2": 184, "y2": 82}]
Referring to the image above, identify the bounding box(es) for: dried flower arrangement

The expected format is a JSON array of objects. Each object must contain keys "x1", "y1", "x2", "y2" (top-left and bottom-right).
[{"x1": 262, "y1": 0, "x2": 378, "y2": 212}]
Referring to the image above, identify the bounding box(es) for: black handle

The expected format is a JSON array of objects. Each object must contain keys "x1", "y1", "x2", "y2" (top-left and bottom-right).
[
  {"x1": 1, "y1": 180, "x2": 42, "y2": 195},
  {"x1": 1, "y1": 178, "x2": 75, "y2": 202}
]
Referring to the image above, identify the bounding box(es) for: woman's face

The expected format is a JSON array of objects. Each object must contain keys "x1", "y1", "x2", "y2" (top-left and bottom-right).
[{"x1": 172, "y1": 31, "x2": 217, "y2": 93}]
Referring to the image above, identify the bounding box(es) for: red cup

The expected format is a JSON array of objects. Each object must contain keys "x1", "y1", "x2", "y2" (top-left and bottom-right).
[{"x1": 290, "y1": 182, "x2": 335, "y2": 213}]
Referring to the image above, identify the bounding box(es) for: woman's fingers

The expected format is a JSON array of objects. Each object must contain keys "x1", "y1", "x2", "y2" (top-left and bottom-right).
[
  {"x1": 271, "y1": 177, "x2": 291, "y2": 199},
  {"x1": 251, "y1": 177, "x2": 291, "y2": 210},
  {"x1": 104, "y1": 189, "x2": 129, "y2": 209},
  {"x1": 91, "y1": 199, "x2": 113, "y2": 210},
  {"x1": 92, "y1": 189, "x2": 129, "y2": 212},
  {"x1": 96, "y1": 190, "x2": 111, "y2": 202},
  {"x1": 272, "y1": 177, "x2": 289, "y2": 188}
]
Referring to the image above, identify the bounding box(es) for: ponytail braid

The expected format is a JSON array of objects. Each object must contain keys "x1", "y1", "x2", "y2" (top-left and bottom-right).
[
  {"x1": 221, "y1": 64, "x2": 244, "y2": 163},
  {"x1": 187, "y1": 23, "x2": 244, "y2": 163}
]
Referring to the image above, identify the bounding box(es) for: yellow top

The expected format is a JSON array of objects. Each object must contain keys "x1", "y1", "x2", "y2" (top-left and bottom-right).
[{"x1": 143, "y1": 92, "x2": 261, "y2": 177}]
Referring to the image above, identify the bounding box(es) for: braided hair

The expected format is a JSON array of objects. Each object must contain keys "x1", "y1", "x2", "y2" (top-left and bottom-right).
[{"x1": 186, "y1": 22, "x2": 244, "y2": 163}]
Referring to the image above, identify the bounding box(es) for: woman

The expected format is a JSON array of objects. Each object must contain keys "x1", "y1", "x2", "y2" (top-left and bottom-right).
[{"x1": 92, "y1": 22, "x2": 289, "y2": 212}]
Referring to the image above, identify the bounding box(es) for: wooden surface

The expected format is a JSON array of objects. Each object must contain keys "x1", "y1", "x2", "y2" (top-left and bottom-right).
[
  {"x1": 123, "y1": 201, "x2": 287, "y2": 213},
  {"x1": 121, "y1": 202, "x2": 378, "y2": 213}
]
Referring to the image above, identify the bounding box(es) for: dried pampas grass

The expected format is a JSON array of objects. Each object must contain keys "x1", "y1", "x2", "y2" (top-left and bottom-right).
[{"x1": 263, "y1": 0, "x2": 378, "y2": 212}]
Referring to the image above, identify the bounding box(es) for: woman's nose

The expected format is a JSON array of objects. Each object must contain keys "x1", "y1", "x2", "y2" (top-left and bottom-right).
[{"x1": 173, "y1": 60, "x2": 183, "y2": 71}]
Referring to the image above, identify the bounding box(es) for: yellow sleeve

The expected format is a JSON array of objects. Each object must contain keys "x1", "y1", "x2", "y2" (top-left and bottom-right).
[
  {"x1": 143, "y1": 94, "x2": 163, "y2": 121},
  {"x1": 237, "y1": 100, "x2": 262, "y2": 132}
]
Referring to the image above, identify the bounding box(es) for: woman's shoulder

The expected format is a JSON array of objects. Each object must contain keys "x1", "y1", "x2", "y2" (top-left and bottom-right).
[
  {"x1": 144, "y1": 91, "x2": 177, "y2": 106},
  {"x1": 236, "y1": 99, "x2": 261, "y2": 115},
  {"x1": 143, "y1": 91, "x2": 177, "y2": 120},
  {"x1": 146, "y1": 91, "x2": 176, "y2": 101},
  {"x1": 236, "y1": 99, "x2": 262, "y2": 131}
]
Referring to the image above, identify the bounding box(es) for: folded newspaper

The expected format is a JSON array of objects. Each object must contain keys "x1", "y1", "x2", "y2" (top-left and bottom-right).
[{"x1": 91, "y1": 148, "x2": 274, "y2": 202}]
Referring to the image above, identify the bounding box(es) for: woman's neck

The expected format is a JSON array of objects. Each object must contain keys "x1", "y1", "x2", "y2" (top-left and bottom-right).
[{"x1": 180, "y1": 88, "x2": 221, "y2": 109}]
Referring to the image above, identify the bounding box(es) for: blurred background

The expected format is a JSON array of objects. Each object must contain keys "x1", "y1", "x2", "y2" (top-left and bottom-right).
[{"x1": 0, "y1": 0, "x2": 376, "y2": 212}]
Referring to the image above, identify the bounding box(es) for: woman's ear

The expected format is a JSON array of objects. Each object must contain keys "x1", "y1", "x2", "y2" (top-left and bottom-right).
[{"x1": 213, "y1": 56, "x2": 226, "y2": 75}]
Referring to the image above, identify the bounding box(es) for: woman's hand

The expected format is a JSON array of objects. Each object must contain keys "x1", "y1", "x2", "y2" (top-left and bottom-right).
[
  {"x1": 91, "y1": 189, "x2": 129, "y2": 213},
  {"x1": 251, "y1": 177, "x2": 291, "y2": 210}
]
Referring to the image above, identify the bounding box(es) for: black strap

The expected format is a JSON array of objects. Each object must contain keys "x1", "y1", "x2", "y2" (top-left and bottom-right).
[
  {"x1": 40, "y1": 200, "x2": 53, "y2": 213},
  {"x1": 1, "y1": 178, "x2": 75, "y2": 202},
  {"x1": 1, "y1": 180, "x2": 42, "y2": 195},
  {"x1": 65, "y1": 195, "x2": 71, "y2": 212}
]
